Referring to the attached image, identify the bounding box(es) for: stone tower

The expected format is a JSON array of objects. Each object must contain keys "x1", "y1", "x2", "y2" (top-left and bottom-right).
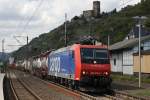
[{"x1": 93, "y1": 1, "x2": 100, "y2": 17}]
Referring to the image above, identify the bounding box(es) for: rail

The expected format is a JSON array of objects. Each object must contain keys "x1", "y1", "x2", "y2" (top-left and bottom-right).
[
  {"x1": 9, "y1": 69, "x2": 149, "y2": 100},
  {"x1": 8, "y1": 70, "x2": 42, "y2": 100}
]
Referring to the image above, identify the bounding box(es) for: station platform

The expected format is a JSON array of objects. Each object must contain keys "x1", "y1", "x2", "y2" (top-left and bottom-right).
[{"x1": 0, "y1": 73, "x2": 5, "y2": 100}]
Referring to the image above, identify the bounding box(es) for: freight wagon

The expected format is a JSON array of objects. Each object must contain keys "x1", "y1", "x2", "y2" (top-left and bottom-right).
[{"x1": 32, "y1": 51, "x2": 51, "y2": 78}]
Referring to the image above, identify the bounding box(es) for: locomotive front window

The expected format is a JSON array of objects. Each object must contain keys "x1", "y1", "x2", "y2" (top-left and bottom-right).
[
  {"x1": 95, "y1": 49, "x2": 108, "y2": 59},
  {"x1": 81, "y1": 48, "x2": 94, "y2": 59},
  {"x1": 81, "y1": 48, "x2": 110, "y2": 64}
]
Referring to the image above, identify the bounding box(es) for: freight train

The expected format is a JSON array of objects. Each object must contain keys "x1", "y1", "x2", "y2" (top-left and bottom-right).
[
  {"x1": 16, "y1": 44, "x2": 112, "y2": 91},
  {"x1": 32, "y1": 51, "x2": 51, "y2": 78}
]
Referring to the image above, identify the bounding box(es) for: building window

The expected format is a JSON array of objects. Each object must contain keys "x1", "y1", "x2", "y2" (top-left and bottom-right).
[
  {"x1": 141, "y1": 46, "x2": 143, "y2": 50},
  {"x1": 114, "y1": 59, "x2": 116, "y2": 66}
]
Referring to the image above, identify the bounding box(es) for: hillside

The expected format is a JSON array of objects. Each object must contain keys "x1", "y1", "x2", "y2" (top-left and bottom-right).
[
  {"x1": 13, "y1": 0, "x2": 150, "y2": 60},
  {"x1": 0, "y1": 52, "x2": 9, "y2": 62}
]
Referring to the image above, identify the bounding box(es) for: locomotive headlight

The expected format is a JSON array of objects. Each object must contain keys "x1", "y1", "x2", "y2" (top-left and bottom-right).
[
  {"x1": 82, "y1": 71, "x2": 86, "y2": 75},
  {"x1": 104, "y1": 72, "x2": 108, "y2": 75}
]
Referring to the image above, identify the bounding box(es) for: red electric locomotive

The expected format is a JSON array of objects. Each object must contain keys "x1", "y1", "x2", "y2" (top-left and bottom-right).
[
  {"x1": 73, "y1": 44, "x2": 112, "y2": 91},
  {"x1": 48, "y1": 44, "x2": 112, "y2": 91}
]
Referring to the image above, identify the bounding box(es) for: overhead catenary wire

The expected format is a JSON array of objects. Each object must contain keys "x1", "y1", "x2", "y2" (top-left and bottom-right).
[
  {"x1": 14, "y1": 0, "x2": 41, "y2": 35},
  {"x1": 14, "y1": 0, "x2": 44, "y2": 38},
  {"x1": 13, "y1": 36, "x2": 23, "y2": 45},
  {"x1": 21, "y1": 0, "x2": 44, "y2": 33},
  {"x1": 12, "y1": 0, "x2": 44, "y2": 47}
]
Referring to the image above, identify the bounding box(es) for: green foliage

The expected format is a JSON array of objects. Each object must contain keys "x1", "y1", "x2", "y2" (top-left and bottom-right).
[{"x1": 13, "y1": 0, "x2": 150, "y2": 60}]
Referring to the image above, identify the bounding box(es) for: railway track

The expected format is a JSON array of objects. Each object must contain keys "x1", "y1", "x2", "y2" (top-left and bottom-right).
[
  {"x1": 8, "y1": 70, "x2": 82, "y2": 100},
  {"x1": 9, "y1": 69, "x2": 149, "y2": 100},
  {"x1": 9, "y1": 69, "x2": 113, "y2": 100},
  {"x1": 113, "y1": 90, "x2": 149, "y2": 100},
  {"x1": 18, "y1": 71, "x2": 110, "y2": 100},
  {"x1": 44, "y1": 79, "x2": 149, "y2": 100},
  {"x1": 9, "y1": 71, "x2": 42, "y2": 100},
  {"x1": 44, "y1": 80, "x2": 112, "y2": 100}
]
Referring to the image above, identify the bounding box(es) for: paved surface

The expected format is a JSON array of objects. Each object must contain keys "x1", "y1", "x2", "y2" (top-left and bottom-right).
[{"x1": 0, "y1": 73, "x2": 5, "y2": 100}]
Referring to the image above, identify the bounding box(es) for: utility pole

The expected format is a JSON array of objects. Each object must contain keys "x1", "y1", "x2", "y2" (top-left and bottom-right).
[
  {"x1": 27, "y1": 36, "x2": 29, "y2": 46},
  {"x1": 107, "y1": 35, "x2": 110, "y2": 49},
  {"x1": 13, "y1": 35, "x2": 29, "y2": 71},
  {"x1": 133, "y1": 16, "x2": 147, "y2": 88},
  {"x1": 108, "y1": 27, "x2": 113, "y2": 49},
  {"x1": 26, "y1": 36, "x2": 29, "y2": 72},
  {"x1": 139, "y1": 20, "x2": 142, "y2": 88},
  {"x1": 2, "y1": 39, "x2": 4, "y2": 53},
  {"x1": 89, "y1": 17, "x2": 94, "y2": 36},
  {"x1": 1, "y1": 39, "x2": 5, "y2": 73},
  {"x1": 65, "y1": 13, "x2": 67, "y2": 47}
]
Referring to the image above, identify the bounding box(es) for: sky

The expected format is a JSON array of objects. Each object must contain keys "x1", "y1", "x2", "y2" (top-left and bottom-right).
[{"x1": 0, "y1": 0, "x2": 140, "y2": 53}]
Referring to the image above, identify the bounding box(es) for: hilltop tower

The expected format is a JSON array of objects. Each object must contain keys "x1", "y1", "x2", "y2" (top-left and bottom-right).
[
  {"x1": 93, "y1": 1, "x2": 100, "y2": 17},
  {"x1": 83, "y1": 1, "x2": 101, "y2": 18}
]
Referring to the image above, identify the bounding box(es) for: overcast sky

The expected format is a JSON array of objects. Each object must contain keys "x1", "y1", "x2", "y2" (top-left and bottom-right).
[{"x1": 0, "y1": 0, "x2": 140, "y2": 53}]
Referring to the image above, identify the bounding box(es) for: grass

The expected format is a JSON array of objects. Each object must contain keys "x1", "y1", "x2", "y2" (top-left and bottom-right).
[
  {"x1": 130, "y1": 89, "x2": 150, "y2": 97},
  {"x1": 111, "y1": 74, "x2": 150, "y2": 97},
  {"x1": 111, "y1": 74, "x2": 150, "y2": 83},
  {"x1": 137, "y1": 90, "x2": 150, "y2": 96}
]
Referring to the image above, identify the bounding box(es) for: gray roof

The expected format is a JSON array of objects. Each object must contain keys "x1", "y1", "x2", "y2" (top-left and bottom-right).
[{"x1": 110, "y1": 35, "x2": 150, "y2": 51}]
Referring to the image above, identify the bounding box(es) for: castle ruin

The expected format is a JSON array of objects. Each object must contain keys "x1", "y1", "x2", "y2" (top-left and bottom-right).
[{"x1": 83, "y1": 1, "x2": 100, "y2": 18}]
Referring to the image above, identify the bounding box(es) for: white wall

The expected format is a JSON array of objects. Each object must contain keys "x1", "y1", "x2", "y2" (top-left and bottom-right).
[
  {"x1": 123, "y1": 65, "x2": 133, "y2": 75},
  {"x1": 111, "y1": 50, "x2": 134, "y2": 75},
  {"x1": 123, "y1": 50, "x2": 133, "y2": 65},
  {"x1": 123, "y1": 50, "x2": 133, "y2": 75},
  {"x1": 111, "y1": 53, "x2": 123, "y2": 73}
]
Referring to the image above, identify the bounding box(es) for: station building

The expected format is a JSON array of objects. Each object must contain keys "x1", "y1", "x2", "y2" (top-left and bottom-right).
[{"x1": 110, "y1": 26, "x2": 150, "y2": 75}]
